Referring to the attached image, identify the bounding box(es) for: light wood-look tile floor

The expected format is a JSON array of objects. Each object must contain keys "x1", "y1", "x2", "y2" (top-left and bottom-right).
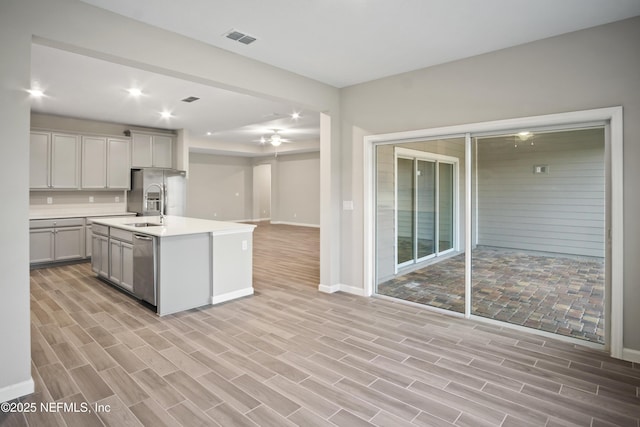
[{"x1": 3, "y1": 222, "x2": 639, "y2": 426}]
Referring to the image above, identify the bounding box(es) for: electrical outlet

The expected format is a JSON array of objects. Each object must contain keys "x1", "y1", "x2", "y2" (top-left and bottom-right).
[
  {"x1": 46, "y1": 197, "x2": 53, "y2": 205},
  {"x1": 89, "y1": 196, "x2": 94, "y2": 203},
  {"x1": 293, "y1": 213, "x2": 297, "y2": 218},
  {"x1": 242, "y1": 240, "x2": 248, "y2": 251},
  {"x1": 214, "y1": 213, "x2": 217, "y2": 217},
  {"x1": 115, "y1": 196, "x2": 120, "y2": 203}
]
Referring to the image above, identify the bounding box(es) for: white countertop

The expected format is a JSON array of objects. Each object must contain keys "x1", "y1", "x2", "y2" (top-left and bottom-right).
[{"x1": 91, "y1": 215, "x2": 256, "y2": 237}]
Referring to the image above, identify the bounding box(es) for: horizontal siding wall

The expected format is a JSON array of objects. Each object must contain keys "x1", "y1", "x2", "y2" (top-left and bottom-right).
[{"x1": 476, "y1": 128, "x2": 605, "y2": 257}]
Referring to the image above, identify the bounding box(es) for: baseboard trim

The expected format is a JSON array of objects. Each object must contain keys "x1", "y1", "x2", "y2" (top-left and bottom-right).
[
  {"x1": 318, "y1": 284, "x2": 341, "y2": 293},
  {"x1": 318, "y1": 283, "x2": 366, "y2": 296},
  {"x1": 0, "y1": 378, "x2": 34, "y2": 403},
  {"x1": 211, "y1": 287, "x2": 254, "y2": 305},
  {"x1": 622, "y1": 348, "x2": 640, "y2": 363},
  {"x1": 270, "y1": 221, "x2": 320, "y2": 228}
]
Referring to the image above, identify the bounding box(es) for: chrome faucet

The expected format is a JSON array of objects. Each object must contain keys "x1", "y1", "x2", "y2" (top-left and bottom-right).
[{"x1": 144, "y1": 183, "x2": 165, "y2": 224}]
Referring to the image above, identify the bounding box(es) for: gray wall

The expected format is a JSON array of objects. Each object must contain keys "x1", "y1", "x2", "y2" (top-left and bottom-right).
[
  {"x1": 272, "y1": 152, "x2": 321, "y2": 226},
  {"x1": 253, "y1": 163, "x2": 271, "y2": 220},
  {"x1": 187, "y1": 152, "x2": 320, "y2": 226},
  {"x1": 341, "y1": 17, "x2": 640, "y2": 350},
  {"x1": 187, "y1": 153, "x2": 254, "y2": 221},
  {"x1": 477, "y1": 129, "x2": 605, "y2": 257}
]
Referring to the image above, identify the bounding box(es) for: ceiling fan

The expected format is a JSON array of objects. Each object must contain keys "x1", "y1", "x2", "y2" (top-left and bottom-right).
[{"x1": 256, "y1": 129, "x2": 291, "y2": 146}]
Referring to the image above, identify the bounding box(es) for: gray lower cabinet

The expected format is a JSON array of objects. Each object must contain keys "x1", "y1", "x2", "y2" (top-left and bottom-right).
[
  {"x1": 29, "y1": 218, "x2": 84, "y2": 264},
  {"x1": 109, "y1": 239, "x2": 133, "y2": 292},
  {"x1": 29, "y1": 228, "x2": 55, "y2": 263},
  {"x1": 91, "y1": 223, "x2": 134, "y2": 293},
  {"x1": 91, "y1": 233, "x2": 109, "y2": 278}
]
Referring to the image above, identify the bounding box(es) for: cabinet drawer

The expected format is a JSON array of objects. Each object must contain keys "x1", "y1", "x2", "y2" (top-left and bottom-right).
[
  {"x1": 30, "y1": 218, "x2": 84, "y2": 229},
  {"x1": 92, "y1": 223, "x2": 109, "y2": 236},
  {"x1": 110, "y1": 227, "x2": 133, "y2": 243}
]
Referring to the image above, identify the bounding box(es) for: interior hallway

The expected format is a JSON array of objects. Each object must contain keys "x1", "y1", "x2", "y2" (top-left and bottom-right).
[{"x1": 2, "y1": 223, "x2": 638, "y2": 426}]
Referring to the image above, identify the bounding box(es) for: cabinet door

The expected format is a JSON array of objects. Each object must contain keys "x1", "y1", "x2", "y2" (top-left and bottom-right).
[
  {"x1": 30, "y1": 132, "x2": 50, "y2": 189},
  {"x1": 81, "y1": 136, "x2": 107, "y2": 189},
  {"x1": 131, "y1": 133, "x2": 153, "y2": 168},
  {"x1": 107, "y1": 138, "x2": 131, "y2": 189},
  {"x1": 85, "y1": 226, "x2": 92, "y2": 258},
  {"x1": 91, "y1": 234, "x2": 109, "y2": 277},
  {"x1": 109, "y1": 239, "x2": 122, "y2": 285},
  {"x1": 120, "y1": 242, "x2": 134, "y2": 292},
  {"x1": 91, "y1": 234, "x2": 100, "y2": 273},
  {"x1": 30, "y1": 228, "x2": 55, "y2": 263},
  {"x1": 51, "y1": 133, "x2": 80, "y2": 189},
  {"x1": 152, "y1": 135, "x2": 172, "y2": 168},
  {"x1": 55, "y1": 226, "x2": 84, "y2": 260}
]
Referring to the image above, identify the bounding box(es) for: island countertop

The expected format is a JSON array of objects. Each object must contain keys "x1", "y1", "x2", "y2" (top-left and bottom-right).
[{"x1": 91, "y1": 215, "x2": 256, "y2": 237}]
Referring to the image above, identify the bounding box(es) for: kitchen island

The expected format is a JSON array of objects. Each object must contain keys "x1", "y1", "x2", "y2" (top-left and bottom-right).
[{"x1": 90, "y1": 215, "x2": 256, "y2": 316}]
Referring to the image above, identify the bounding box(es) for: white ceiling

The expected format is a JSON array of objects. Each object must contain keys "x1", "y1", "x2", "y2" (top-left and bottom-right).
[
  {"x1": 31, "y1": 1, "x2": 640, "y2": 155},
  {"x1": 79, "y1": 0, "x2": 640, "y2": 87},
  {"x1": 30, "y1": 44, "x2": 320, "y2": 150}
]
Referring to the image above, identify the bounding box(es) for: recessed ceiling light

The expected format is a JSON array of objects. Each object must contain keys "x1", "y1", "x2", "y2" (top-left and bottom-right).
[
  {"x1": 291, "y1": 112, "x2": 301, "y2": 120},
  {"x1": 206, "y1": 132, "x2": 212, "y2": 136},
  {"x1": 28, "y1": 89, "x2": 44, "y2": 98},
  {"x1": 128, "y1": 88, "x2": 142, "y2": 97},
  {"x1": 160, "y1": 111, "x2": 173, "y2": 119}
]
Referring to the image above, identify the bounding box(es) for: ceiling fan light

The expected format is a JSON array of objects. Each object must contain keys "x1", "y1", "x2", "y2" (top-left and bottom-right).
[{"x1": 270, "y1": 133, "x2": 282, "y2": 146}]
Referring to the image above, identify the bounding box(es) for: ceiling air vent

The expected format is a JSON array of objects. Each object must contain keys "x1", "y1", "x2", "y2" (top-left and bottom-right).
[
  {"x1": 181, "y1": 96, "x2": 200, "y2": 103},
  {"x1": 224, "y1": 29, "x2": 257, "y2": 45}
]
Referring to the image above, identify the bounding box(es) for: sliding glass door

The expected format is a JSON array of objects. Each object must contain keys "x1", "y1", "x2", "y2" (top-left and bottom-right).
[
  {"x1": 373, "y1": 122, "x2": 608, "y2": 344},
  {"x1": 396, "y1": 149, "x2": 456, "y2": 269}
]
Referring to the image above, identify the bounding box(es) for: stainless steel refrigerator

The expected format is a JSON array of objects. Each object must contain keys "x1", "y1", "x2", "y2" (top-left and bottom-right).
[{"x1": 127, "y1": 168, "x2": 187, "y2": 217}]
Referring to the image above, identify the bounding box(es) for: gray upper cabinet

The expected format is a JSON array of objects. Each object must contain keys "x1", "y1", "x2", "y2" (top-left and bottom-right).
[
  {"x1": 131, "y1": 132, "x2": 173, "y2": 168},
  {"x1": 131, "y1": 133, "x2": 153, "y2": 167},
  {"x1": 152, "y1": 135, "x2": 172, "y2": 168},
  {"x1": 51, "y1": 133, "x2": 80, "y2": 189},
  {"x1": 30, "y1": 131, "x2": 50, "y2": 189},
  {"x1": 107, "y1": 138, "x2": 131, "y2": 188},
  {"x1": 81, "y1": 136, "x2": 107, "y2": 188},
  {"x1": 81, "y1": 136, "x2": 131, "y2": 189},
  {"x1": 30, "y1": 131, "x2": 80, "y2": 189}
]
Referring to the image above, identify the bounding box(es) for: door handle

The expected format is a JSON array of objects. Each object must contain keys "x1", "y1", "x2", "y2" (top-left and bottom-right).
[{"x1": 134, "y1": 235, "x2": 153, "y2": 241}]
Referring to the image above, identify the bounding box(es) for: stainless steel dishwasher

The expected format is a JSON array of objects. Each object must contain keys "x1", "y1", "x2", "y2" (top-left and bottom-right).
[{"x1": 133, "y1": 233, "x2": 157, "y2": 306}]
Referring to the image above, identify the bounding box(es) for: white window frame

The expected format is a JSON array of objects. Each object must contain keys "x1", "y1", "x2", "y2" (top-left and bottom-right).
[{"x1": 393, "y1": 147, "x2": 459, "y2": 271}]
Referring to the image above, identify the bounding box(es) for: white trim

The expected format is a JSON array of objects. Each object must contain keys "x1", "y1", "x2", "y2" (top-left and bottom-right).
[
  {"x1": 374, "y1": 294, "x2": 466, "y2": 318},
  {"x1": 393, "y1": 148, "x2": 460, "y2": 272},
  {"x1": 318, "y1": 283, "x2": 341, "y2": 293},
  {"x1": 622, "y1": 348, "x2": 640, "y2": 364},
  {"x1": 318, "y1": 283, "x2": 367, "y2": 296},
  {"x1": 364, "y1": 106, "x2": 624, "y2": 359},
  {"x1": 210, "y1": 287, "x2": 253, "y2": 305},
  {"x1": 609, "y1": 106, "x2": 624, "y2": 360},
  {"x1": 0, "y1": 378, "x2": 34, "y2": 403},
  {"x1": 464, "y1": 133, "x2": 472, "y2": 319},
  {"x1": 270, "y1": 221, "x2": 320, "y2": 228}
]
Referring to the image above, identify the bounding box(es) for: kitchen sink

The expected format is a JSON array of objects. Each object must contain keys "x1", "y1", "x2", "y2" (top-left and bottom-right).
[{"x1": 125, "y1": 222, "x2": 163, "y2": 227}]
